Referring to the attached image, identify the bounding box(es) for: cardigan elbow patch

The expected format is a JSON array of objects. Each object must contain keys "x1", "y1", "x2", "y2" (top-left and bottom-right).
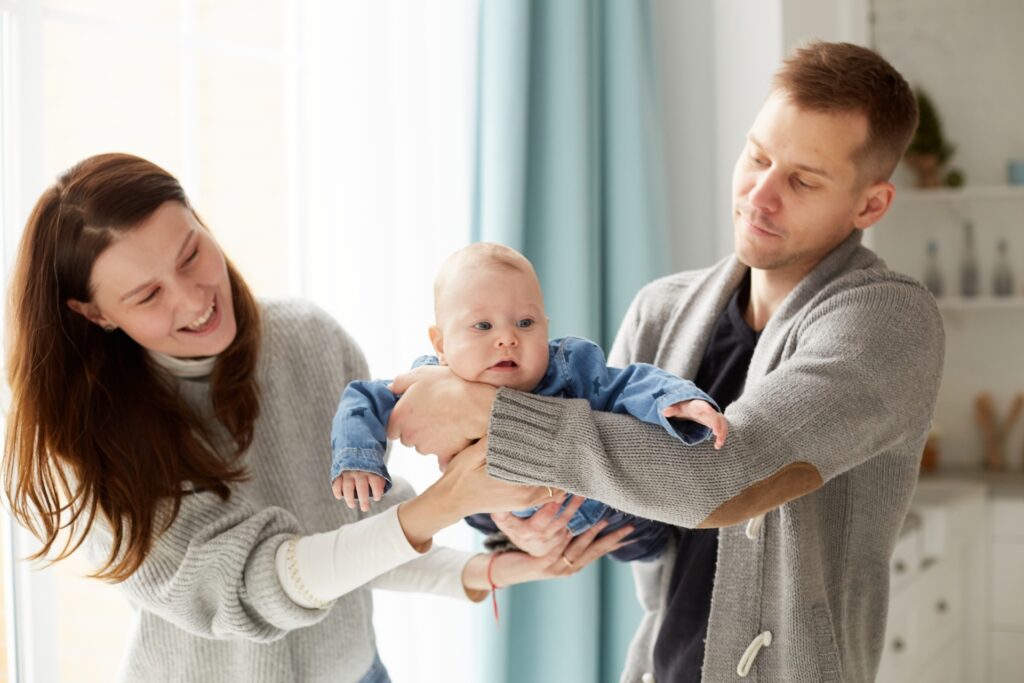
[{"x1": 696, "y1": 461, "x2": 823, "y2": 528}]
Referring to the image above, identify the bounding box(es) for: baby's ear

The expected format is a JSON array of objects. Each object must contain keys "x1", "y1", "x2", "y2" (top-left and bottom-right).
[{"x1": 428, "y1": 325, "x2": 446, "y2": 364}]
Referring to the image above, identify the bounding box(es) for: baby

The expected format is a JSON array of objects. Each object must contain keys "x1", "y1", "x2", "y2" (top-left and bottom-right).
[{"x1": 329, "y1": 243, "x2": 727, "y2": 561}]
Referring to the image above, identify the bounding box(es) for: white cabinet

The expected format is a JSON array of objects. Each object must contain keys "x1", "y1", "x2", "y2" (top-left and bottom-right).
[
  {"x1": 878, "y1": 477, "x2": 1024, "y2": 682},
  {"x1": 992, "y1": 632, "x2": 1024, "y2": 683},
  {"x1": 989, "y1": 498, "x2": 1024, "y2": 681},
  {"x1": 877, "y1": 480, "x2": 987, "y2": 683}
]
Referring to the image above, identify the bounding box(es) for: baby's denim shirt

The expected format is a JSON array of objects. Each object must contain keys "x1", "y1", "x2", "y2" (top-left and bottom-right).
[{"x1": 329, "y1": 337, "x2": 718, "y2": 534}]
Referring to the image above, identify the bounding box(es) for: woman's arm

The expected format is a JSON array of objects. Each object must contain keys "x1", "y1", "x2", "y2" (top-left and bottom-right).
[
  {"x1": 365, "y1": 517, "x2": 637, "y2": 603},
  {"x1": 277, "y1": 444, "x2": 561, "y2": 608}
]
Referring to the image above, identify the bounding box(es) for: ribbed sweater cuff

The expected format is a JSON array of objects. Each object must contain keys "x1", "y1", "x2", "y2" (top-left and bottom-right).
[{"x1": 486, "y1": 388, "x2": 564, "y2": 485}]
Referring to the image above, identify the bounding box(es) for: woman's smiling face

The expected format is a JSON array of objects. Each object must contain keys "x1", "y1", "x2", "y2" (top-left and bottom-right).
[{"x1": 70, "y1": 200, "x2": 237, "y2": 358}]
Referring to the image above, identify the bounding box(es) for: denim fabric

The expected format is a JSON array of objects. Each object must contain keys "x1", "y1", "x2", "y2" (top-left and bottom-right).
[
  {"x1": 329, "y1": 356, "x2": 439, "y2": 486},
  {"x1": 330, "y1": 337, "x2": 717, "y2": 559},
  {"x1": 357, "y1": 652, "x2": 390, "y2": 683},
  {"x1": 465, "y1": 499, "x2": 670, "y2": 561}
]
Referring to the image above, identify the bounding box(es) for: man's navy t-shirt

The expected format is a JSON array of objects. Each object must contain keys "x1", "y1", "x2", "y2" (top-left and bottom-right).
[{"x1": 652, "y1": 274, "x2": 760, "y2": 682}]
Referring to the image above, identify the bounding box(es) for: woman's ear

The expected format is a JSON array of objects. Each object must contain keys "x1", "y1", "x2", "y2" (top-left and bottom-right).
[
  {"x1": 428, "y1": 325, "x2": 446, "y2": 365},
  {"x1": 67, "y1": 299, "x2": 116, "y2": 330}
]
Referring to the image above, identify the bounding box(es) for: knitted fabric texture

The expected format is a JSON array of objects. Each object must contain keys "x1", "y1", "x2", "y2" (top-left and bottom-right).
[{"x1": 485, "y1": 232, "x2": 945, "y2": 682}]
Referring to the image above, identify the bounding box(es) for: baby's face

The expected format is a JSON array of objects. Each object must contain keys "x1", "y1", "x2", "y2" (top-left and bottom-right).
[{"x1": 433, "y1": 266, "x2": 550, "y2": 392}]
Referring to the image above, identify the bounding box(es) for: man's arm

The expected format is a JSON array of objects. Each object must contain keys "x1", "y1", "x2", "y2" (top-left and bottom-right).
[{"x1": 485, "y1": 281, "x2": 944, "y2": 529}]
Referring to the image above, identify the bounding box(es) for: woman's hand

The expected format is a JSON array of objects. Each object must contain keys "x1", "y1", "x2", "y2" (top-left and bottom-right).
[
  {"x1": 462, "y1": 519, "x2": 637, "y2": 592},
  {"x1": 387, "y1": 366, "x2": 497, "y2": 462},
  {"x1": 397, "y1": 437, "x2": 562, "y2": 549},
  {"x1": 435, "y1": 437, "x2": 562, "y2": 515},
  {"x1": 489, "y1": 495, "x2": 587, "y2": 557}
]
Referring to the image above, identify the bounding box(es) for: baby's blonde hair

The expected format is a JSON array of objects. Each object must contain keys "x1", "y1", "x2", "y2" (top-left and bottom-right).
[{"x1": 433, "y1": 243, "x2": 540, "y2": 320}]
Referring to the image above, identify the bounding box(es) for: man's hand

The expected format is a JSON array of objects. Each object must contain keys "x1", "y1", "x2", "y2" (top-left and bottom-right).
[
  {"x1": 490, "y1": 495, "x2": 586, "y2": 557},
  {"x1": 663, "y1": 399, "x2": 729, "y2": 449},
  {"x1": 387, "y1": 365, "x2": 497, "y2": 461},
  {"x1": 332, "y1": 471, "x2": 387, "y2": 512}
]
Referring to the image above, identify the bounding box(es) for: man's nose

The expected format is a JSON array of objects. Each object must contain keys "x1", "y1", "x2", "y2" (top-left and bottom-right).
[{"x1": 749, "y1": 171, "x2": 781, "y2": 214}]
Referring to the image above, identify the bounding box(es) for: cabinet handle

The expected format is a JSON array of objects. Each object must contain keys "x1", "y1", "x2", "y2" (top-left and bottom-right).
[
  {"x1": 892, "y1": 637, "x2": 905, "y2": 653},
  {"x1": 936, "y1": 599, "x2": 949, "y2": 614},
  {"x1": 894, "y1": 560, "x2": 907, "y2": 574}
]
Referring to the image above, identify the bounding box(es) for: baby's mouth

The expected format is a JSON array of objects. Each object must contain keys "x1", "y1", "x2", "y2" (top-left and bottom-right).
[{"x1": 491, "y1": 360, "x2": 519, "y2": 369}]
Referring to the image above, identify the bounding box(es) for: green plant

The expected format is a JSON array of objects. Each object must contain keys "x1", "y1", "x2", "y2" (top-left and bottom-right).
[{"x1": 907, "y1": 88, "x2": 954, "y2": 164}]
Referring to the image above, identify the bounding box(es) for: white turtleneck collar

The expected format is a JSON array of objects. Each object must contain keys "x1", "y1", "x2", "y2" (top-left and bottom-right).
[{"x1": 148, "y1": 350, "x2": 217, "y2": 379}]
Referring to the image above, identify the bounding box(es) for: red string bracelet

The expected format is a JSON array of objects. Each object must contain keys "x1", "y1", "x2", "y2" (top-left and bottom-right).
[{"x1": 486, "y1": 551, "x2": 504, "y2": 624}]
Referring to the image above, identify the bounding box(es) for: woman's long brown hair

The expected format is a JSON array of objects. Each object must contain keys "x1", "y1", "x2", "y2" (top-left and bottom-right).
[{"x1": 3, "y1": 153, "x2": 261, "y2": 581}]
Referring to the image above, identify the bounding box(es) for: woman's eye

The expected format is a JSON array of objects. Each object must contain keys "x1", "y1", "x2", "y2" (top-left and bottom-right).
[
  {"x1": 473, "y1": 321, "x2": 492, "y2": 331},
  {"x1": 516, "y1": 319, "x2": 534, "y2": 329},
  {"x1": 139, "y1": 288, "x2": 160, "y2": 304},
  {"x1": 751, "y1": 155, "x2": 768, "y2": 167},
  {"x1": 183, "y1": 248, "x2": 199, "y2": 264}
]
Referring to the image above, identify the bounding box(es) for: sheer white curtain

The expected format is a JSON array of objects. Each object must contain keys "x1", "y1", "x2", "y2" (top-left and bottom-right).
[
  {"x1": 295, "y1": 2, "x2": 482, "y2": 682},
  {"x1": 1, "y1": 1, "x2": 480, "y2": 681}
]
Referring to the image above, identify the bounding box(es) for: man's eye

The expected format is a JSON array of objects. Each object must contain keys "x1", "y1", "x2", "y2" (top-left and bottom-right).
[
  {"x1": 792, "y1": 177, "x2": 814, "y2": 190},
  {"x1": 751, "y1": 155, "x2": 768, "y2": 166},
  {"x1": 473, "y1": 321, "x2": 492, "y2": 331},
  {"x1": 516, "y1": 319, "x2": 534, "y2": 329}
]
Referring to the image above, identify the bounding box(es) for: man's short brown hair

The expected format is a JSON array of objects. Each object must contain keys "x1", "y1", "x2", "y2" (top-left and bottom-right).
[{"x1": 773, "y1": 41, "x2": 918, "y2": 183}]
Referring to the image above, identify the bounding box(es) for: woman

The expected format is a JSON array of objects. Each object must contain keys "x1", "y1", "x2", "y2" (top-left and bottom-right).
[{"x1": 3, "y1": 153, "x2": 634, "y2": 682}]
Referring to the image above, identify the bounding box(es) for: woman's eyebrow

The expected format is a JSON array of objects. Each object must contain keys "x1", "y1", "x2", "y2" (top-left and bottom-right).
[{"x1": 119, "y1": 229, "x2": 196, "y2": 302}]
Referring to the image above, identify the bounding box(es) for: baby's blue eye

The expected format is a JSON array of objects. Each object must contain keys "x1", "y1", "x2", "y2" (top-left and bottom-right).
[
  {"x1": 474, "y1": 321, "x2": 492, "y2": 331},
  {"x1": 516, "y1": 319, "x2": 534, "y2": 329}
]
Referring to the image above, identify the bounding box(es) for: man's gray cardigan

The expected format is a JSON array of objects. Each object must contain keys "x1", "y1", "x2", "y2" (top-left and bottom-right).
[{"x1": 485, "y1": 232, "x2": 945, "y2": 682}]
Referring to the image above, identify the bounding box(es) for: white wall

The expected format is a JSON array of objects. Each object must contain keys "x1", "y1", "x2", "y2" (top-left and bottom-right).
[
  {"x1": 654, "y1": 0, "x2": 867, "y2": 269},
  {"x1": 871, "y1": 0, "x2": 1024, "y2": 469}
]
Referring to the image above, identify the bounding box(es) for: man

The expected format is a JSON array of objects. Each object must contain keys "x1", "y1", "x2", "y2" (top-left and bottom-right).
[{"x1": 389, "y1": 41, "x2": 943, "y2": 682}]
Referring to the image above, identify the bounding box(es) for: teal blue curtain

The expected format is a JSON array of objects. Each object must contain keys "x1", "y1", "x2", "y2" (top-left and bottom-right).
[{"x1": 471, "y1": 2, "x2": 672, "y2": 681}]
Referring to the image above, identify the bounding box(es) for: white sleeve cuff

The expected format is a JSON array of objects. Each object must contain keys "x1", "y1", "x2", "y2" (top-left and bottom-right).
[
  {"x1": 367, "y1": 547, "x2": 484, "y2": 602},
  {"x1": 275, "y1": 504, "x2": 424, "y2": 609}
]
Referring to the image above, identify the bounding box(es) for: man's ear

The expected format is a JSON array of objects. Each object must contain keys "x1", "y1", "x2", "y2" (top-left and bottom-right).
[
  {"x1": 67, "y1": 299, "x2": 115, "y2": 329},
  {"x1": 428, "y1": 325, "x2": 446, "y2": 365},
  {"x1": 853, "y1": 180, "x2": 895, "y2": 230}
]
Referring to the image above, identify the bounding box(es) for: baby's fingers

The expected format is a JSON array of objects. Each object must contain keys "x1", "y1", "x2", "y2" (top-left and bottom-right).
[
  {"x1": 711, "y1": 415, "x2": 729, "y2": 449},
  {"x1": 369, "y1": 475, "x2": 386, "y2": 502},
  {"x1": 342, "y1": 476, "x2": 357, "y2": 510},
  {"x1": 355, "y1": 477, "x2": 371, "y2": 512}
]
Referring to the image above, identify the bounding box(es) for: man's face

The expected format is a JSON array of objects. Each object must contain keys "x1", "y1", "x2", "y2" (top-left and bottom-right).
[{"x1": 732, "y1": 91, "x2": 878, "y2": 278}]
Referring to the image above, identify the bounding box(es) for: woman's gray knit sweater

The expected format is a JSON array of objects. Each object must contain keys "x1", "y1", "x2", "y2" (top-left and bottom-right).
[
  {"x1": 485, "y1": 232, "x2": 945, "y2": 682},
  {"x1": 87, "y1": 300, "x2": 396, "y2": 682}
]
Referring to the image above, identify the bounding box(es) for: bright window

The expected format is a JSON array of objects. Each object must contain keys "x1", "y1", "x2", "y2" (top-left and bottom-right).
[{"x1": 1, "y1": 1, "x2": 478, "y2": 681}]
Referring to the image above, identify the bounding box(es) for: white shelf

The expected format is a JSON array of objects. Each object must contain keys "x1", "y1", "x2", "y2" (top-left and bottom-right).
[
  {"x1": 936, "y1": 296, "x2": 1024, "y2": 311},
  {"x1": 895, "y1": 185, "x2": 1024, "y2": 206}
]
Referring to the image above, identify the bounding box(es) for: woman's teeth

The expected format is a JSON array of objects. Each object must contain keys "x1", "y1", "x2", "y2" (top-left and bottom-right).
[{"x1": 185, "y1": 302, "x2": 216, "y2": 331}]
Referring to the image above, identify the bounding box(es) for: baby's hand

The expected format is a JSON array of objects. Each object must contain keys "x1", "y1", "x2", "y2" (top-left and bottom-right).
[
  {"x1": 663, "y1": 399, "x2": 728, "y2": 450},
  {"x1": 332, "y1": 471, "x2": 387, "y2": 511}
]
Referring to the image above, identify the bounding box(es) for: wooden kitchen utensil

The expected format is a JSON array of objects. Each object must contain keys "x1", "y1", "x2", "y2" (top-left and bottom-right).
[{"x1": 975, "y1": 393, "x2": 1004, "y2": 470}]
